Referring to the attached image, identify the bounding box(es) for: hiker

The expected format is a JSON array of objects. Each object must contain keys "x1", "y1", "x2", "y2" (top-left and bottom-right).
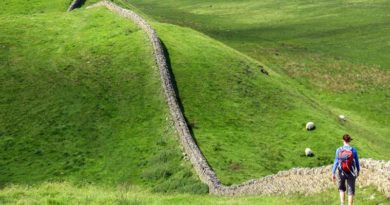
[{"x1": 332, "y1": 134, "x2": 360, "y2": 205}]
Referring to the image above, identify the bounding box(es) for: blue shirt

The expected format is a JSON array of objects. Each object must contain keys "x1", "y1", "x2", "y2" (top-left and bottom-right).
[{"x1": 332, "y1": 145, "x2": 360, "y2": 175}]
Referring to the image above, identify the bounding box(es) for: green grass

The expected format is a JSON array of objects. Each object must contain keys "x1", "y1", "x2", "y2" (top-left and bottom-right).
[
  {"x1": 0, "y1": 182, "x2": 389, "y2": 205},
  {"x1": 1, "y1": 0, "x2": 73, "y2": 14},
  {"x1": 0, "y1": 5, "x2": 206, "y2": 194}
]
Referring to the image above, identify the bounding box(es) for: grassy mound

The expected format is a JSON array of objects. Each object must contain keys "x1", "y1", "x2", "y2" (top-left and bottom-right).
[
  {"x1": 0, "y1": 4, "x2": 206, "y2": 193},
  {"x1": 1, "y1": 182, "x2": 389, "y2": 205}
]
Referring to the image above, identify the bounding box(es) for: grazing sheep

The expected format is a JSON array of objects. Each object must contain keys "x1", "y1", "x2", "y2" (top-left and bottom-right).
[
  {"x1": 306, "y1": 122, "x2": 315, "y2": 130},
  {"x1": 305, "y1": 148, "x2": 314, "y2": 157}
]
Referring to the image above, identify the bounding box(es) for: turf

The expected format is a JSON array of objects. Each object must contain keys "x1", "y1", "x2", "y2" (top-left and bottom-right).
[
  {"x1": 0, "y1": 4, "x2": 206, "y2": 193},
  {"x1": 0, "y1": 182, "x2": 389, "y2": 205}
]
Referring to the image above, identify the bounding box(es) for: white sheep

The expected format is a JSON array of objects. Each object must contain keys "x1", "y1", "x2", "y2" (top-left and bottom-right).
[
  {"x1": 306, "y1": 122, "x2": 315, "y2": 130},
  {"x1": 305, "y1": 148, "x2": 314, "y2": 157}
]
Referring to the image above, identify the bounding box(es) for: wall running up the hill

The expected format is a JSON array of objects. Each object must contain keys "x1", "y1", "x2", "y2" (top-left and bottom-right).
[
  {"x1": 86, "y1": 0, "x2": 222, "y2": 193},
  {"x1": 85, "y1": 1, "x2": 390, "y2": 197}
]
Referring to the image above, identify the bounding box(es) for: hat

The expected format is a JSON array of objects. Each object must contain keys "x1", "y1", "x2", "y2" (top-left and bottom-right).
[{"x1": 343, "y1": 134, "x2": 352, "y2": 142}]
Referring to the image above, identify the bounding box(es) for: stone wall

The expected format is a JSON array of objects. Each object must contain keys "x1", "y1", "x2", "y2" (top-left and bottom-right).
[
  {"x1": 86, "y1": 1, "x2": 390, "y2": 197},
  {"x1": 216, "y1": 159, "x2": 390, "y2": 197}
]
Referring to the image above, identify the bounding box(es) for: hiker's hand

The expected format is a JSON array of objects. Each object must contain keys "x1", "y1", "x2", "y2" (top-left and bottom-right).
[{"x1": 332, "y1": 175, "x2": 336, "y2": 182}]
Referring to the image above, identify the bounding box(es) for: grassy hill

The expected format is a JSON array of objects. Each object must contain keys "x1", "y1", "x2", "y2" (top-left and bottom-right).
[
  {"x1": 0, "y1": 2, "x2": 206, "y2": 193},
  {"x1": 152, "y1": 22, "x2": 389, "y2": 184},
  {"x1": 116, "y1": 0, "x2": 389, "y2": 183}
]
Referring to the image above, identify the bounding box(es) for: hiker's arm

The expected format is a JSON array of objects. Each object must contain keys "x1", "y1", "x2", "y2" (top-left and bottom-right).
[
  {"x1": 332, "y1": 148, "x2": 339, "y2": 176},
  {"x1": 354, "y1": 148, "x2": 360, "y2": 174}
]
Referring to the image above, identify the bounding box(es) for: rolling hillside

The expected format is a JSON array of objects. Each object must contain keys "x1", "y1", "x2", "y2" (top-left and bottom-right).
[
  {"x1": 152, "y1": 22, "x2": 389, "y2": 184},
  {"x1": 0, "y1": 1, "x2": 206, "y2": 193},
  {"x1": 0, "y1": 0, "x2": 389, "y2": 204}
]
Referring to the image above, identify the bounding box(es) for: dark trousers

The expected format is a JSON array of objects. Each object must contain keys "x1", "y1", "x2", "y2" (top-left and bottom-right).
[{"x1": 337, "y1": 170, "x2": 356, "y2": 196}]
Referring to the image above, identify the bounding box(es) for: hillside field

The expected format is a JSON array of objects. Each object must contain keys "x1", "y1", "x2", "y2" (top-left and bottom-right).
[
  {"x1": 119, "y1": 0, "x2": 390, "y2": 184},
  {"x1": 0, "y1": 0, "x2": 389, "y2": 204},
  {"x1": 0, "y1": 2, "x2": 206, "y2": 193}
]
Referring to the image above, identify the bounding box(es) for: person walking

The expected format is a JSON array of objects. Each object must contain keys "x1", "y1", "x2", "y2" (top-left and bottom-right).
[{"x1": 332, "y1": 134, "x2": 360, "y2": 205}]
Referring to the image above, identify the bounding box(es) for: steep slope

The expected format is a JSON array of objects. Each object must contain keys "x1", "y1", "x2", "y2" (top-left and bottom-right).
[{"x1": 0, "y1": 3, "x2": 206, "y2": 193}]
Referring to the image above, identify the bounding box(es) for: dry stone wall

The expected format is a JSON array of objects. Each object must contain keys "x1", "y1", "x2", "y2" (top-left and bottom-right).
[
  {"x1": 216, "y1": 159, "x2": 390, "y2": 196},
  {"x1": 86, "y1": 1, "x2": 390, "y2": 197}
]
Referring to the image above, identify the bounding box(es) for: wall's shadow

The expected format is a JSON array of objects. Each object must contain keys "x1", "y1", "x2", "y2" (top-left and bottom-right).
[{"x1": 160, "y1": 40, "x2": 199, "y2": 144}]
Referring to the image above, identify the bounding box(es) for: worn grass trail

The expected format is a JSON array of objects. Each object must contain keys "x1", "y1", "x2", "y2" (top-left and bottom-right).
[{"x1": 1, "y1": 182, "x2": 390, "y2": 205}]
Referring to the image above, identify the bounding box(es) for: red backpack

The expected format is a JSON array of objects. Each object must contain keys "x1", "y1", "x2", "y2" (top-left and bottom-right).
[{"x1": 338, "y1": 147, "x2": 354, "y2": 173}]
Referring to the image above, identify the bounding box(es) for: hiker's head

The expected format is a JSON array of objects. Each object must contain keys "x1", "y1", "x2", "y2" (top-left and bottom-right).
[{"x1": 342, "y1": 134, "x2": 352, "y2": 143}]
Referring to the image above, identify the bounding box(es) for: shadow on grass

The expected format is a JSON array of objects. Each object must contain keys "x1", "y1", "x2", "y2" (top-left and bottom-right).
[{"x1": 159, "y1": 40, "x2": 202, "y2": 148}]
